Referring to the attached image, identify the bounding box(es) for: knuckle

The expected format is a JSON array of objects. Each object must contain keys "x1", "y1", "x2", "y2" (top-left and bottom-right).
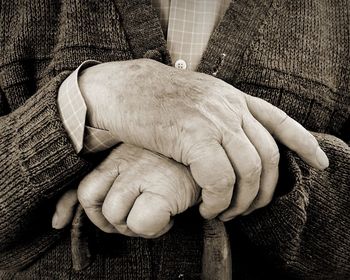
[
  {"x1": 268, "y1": 149, "x2": 280, "y2": 166},
  {"x1": 233, "y1": 204, "x2": 250, "y2": 215},
  {"x1": 243, "y1": 160, "x2": 262, "y2": 181},
  {"x1": 95, "y1": 164, "x2": 117, "y2": 178},
  {"x1": 204, "y1": 183, "x2": 233, "y2": 204},
  {"x1": 203, "y1": 164, "x2": 235, "y2": 194},
  {"x1": 217, "y1": 172, "x2": 235, "y2": 190},
  {"x1": 273, "y1": 106, "x2": 288, "y2": 123},
  {"x1": 270, "y1": 109, "x2": 288, "y2": 134},
  {"x1": 101, "y1": 203, "x2": 119, "y2": 225},
  {"x1": 77, "y1": 189, "x2": 94, "y2": 209},
  {"x1": 202, "y1": 193, "x2": 232, "y2": 215},
  {"x1": 182, "y1": 124, "x2": 216, "y2": 150},
  {"x1": 102, "y1": 203, "x2": 126, "y2": 227},
  {"x1": 253, "y1": 191, "x2": 274, "y2": 210}
]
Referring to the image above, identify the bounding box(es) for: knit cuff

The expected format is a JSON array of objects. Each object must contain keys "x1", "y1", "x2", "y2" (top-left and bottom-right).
[
  {"x1": 10, "y1": 72, "x2": 90, "y2": 190},
  {"x1": 234, "y1": 133, "x2": 350, "y2": 276}
]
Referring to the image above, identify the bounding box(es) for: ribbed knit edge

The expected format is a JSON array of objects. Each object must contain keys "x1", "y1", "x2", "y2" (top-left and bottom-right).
[
  {"x1": 14, "y1": 72, "x2": 90, "y2": 187},
  {"x1": 0, "y1": 71, "x2": 91, "y2": 270},
  {"x1": 113, "y1": 0, "x2": 171, "y2": 64},
  {"x1": 197, "y1": 0, "x2": 273, "y2": 78}
]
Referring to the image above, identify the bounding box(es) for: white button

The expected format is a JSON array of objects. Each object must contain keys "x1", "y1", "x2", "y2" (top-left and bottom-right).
[{"x1": 175, "y1": 59, "x2": 187, "y2": 70}]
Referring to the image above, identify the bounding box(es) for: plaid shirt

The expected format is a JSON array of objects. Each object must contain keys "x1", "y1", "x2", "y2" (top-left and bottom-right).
[
  {"x1": 152, "y1": 0, "x2": 230, "y2": 70},
  {"x1": 58, "y1": 0, "x2": 230, "y2": 153}
]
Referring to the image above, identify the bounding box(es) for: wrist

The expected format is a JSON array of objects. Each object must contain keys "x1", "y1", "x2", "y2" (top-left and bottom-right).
[
  {"x1": 78, "y1": 65, "x2": 108, "y2": 128},
  {"x1": 78, "y1": 63, "x2": 122, "y2": 143}
]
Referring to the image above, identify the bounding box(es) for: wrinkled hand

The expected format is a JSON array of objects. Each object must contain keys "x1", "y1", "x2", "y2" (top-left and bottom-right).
[
  {"x1": 77, "y1": 59, "x2": 328, "y2": 220},
  {"x1": 52, "y1": 144, "x2": 200, "y2": 238}
]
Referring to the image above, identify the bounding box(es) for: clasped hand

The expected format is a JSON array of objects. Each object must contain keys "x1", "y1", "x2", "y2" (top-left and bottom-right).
[
  {"x1": 53, "y1": 59, "x2": 328, "y2": 237},
  {"x1": 53, "y1": 144, "x2": 199, "y2": 237}
]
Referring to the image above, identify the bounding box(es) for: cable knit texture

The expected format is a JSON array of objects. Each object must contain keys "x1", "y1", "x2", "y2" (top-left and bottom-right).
[{"x1": 0, "y1": 0, "x2": 349, "y2": 279}]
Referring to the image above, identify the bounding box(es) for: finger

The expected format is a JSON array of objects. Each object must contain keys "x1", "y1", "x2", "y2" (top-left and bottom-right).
[
  {"x1": 138, "y1": 220, "x2": 174, "y2": 239},
  {"x1": 114, "y1": 222, "x2": 174, "y2": 239},
  {"x1": 102, "y1": 174, "x2": 141, "y2": 228},
  {"x1": 246, "y1": 95, "x2": 329, "y2": 170},
  {"x1": 126, "y1": 191, "x2": 173, "y2": 237},
  {"x1": 78, "y1": 166, "x2": 119, "y2": 233},
  {"x1": 52, "y1": 189, "x2": 78, "y2": 229},
  {"x1": 124, "y1": 219, "x2": 174, "y2": 239},
  {"x1": 187, "y1": 141, "x2": 236, "y2": 219},
  {"x1": 241, "y1": 115, "x2": 279, "y2": 214},
  {"x1": 109, "y1": 223, "x2": 141, "y2": 238},
  {"x1": 102, "y1": 172, "x2": 176, "y2": 238},
  {"x1": 219, "y1": 129, "x2": 262, "y2": 221}
]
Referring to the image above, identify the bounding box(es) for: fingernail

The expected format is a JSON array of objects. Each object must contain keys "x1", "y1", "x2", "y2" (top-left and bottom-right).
[
  {"x1": 52, "y1": 213, "x2": 59, "y2": 229},
  {"x1": 316, "y1": 147, "x2": 329, "y2": 169}
]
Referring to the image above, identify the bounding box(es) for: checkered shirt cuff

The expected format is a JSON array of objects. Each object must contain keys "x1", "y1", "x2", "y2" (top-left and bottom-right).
[{"x1": 58, "y1": 60, "x2": 117, "y2": 154}]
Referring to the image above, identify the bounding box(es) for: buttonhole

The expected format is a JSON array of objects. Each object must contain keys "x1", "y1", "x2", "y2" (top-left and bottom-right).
[{"x1": 212, "y1": 53, "x2": 227, "y2": 76}]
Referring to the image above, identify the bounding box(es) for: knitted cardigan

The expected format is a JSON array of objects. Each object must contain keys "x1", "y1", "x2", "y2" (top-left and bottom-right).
[{"x1": 0, "y1": 0, "x2": 349, "y2": 279}]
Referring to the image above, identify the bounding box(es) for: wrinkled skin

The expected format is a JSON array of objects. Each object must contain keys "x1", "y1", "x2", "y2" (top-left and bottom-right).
[
  {"x1": 78, "y1": 59, "x2": 328, "y2": 219},
  {"x1": 53, "y1": 144, "x2": 200, "y2": 238},
  {"x1": 54, "y1": 58, "x2": 329, "y2": 236}
]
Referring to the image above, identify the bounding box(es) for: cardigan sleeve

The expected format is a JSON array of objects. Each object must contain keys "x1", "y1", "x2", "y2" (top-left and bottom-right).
[
  {"x1": 229, "y1": 132, "x2": 350, "y2": 278},
  {"x1": 0, "y1": 72, "x2": 91, "y2": 269}
]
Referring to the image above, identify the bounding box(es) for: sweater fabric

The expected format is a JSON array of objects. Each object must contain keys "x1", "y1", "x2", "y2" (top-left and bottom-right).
[{"x1": 0, "y1": 0, "x2": 349, "y2": 279}]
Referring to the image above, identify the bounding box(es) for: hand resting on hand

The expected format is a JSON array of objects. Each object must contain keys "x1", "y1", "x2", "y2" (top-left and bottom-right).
[{"x1": 77, "y1": 59, "x2": 329, "y2": 220}]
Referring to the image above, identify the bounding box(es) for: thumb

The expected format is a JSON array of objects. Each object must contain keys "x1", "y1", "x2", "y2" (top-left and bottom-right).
[{"x1": 52, "y1": 189, "x2": 78, "y2": 229}]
